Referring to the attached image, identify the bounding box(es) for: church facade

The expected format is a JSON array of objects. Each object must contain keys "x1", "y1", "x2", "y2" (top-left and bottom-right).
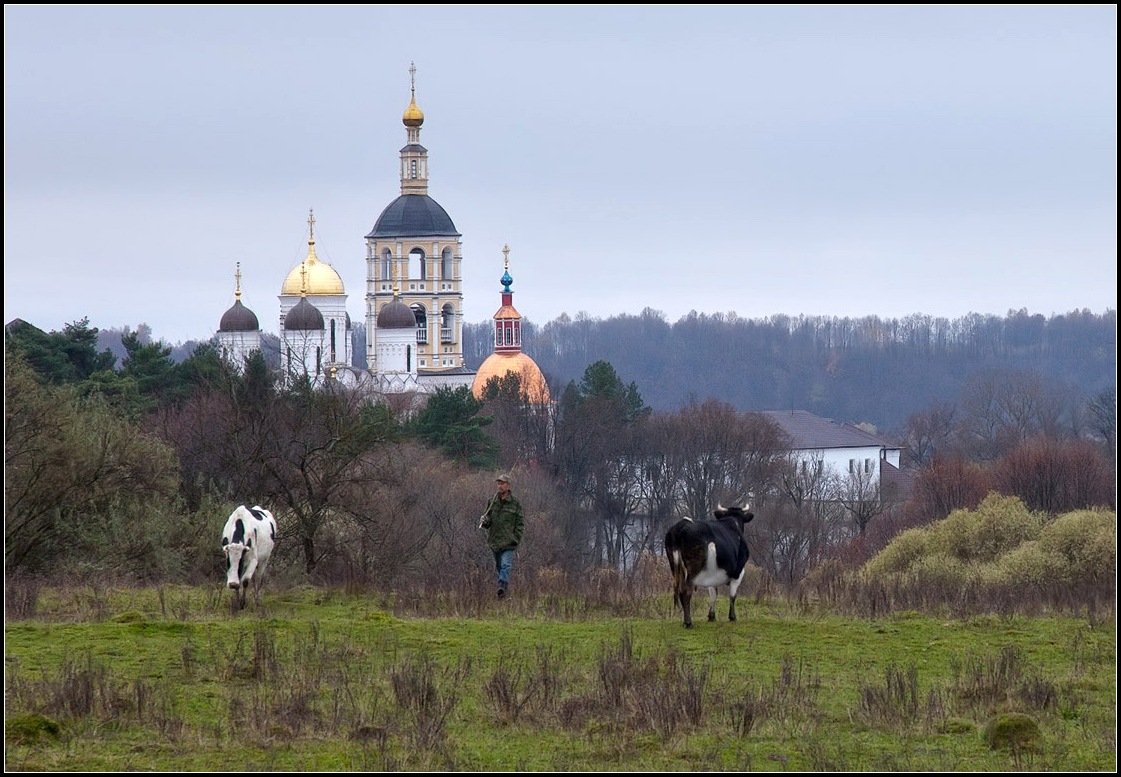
[{"x1": 216, "y1": 64, "x2": 479, "y2": 397}]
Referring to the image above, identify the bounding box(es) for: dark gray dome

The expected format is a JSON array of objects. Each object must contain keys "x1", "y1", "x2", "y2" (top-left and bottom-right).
[
  {"x1": 377, "y1": 298, "x2": 418, "y2": 329},
  {"x1": 219, "y1": 299, "x2": 259, "y2": 332},
  {"x1": 366, "y1": 195, "x2": 459, "y2": 238},
  {"x1": 284, "y1": 297, "x2": 324, "y2": 331}
]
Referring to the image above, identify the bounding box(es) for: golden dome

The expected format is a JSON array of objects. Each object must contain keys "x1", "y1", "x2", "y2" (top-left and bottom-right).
[
  {"x1": 281, "y1": 241, "x2": 345, "y2": 296},
  {"x1": 403, "y1": 62, "x2": 424, "y2": 128},
  {"x1": 402, "y1": 94, "x2": 424, "y2": 128},
  {"x1": 472, "y1": 352, "x2": 551, "y2": 405}
]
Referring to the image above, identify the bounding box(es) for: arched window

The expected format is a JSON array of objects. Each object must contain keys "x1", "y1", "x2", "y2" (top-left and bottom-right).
[
  {"x1": 411, "y1": 304, "x2": 428, "y2": 344},
  {"x1": 441, "y1": 247, "x2": 454, "y2": 280},
  {"x1": 441, "y1": 304, "x2": 454, "y2": 342},
  {"x1": 380, "y1": 249, "x2": 392, "y2": 281},
  {"x1": 410, "y1": 247, "x2": 426, "y2": 281}
]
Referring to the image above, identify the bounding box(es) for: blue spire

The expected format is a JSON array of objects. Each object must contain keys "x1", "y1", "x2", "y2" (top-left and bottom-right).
[{"x1": 500, "y1": 243, "x2": 513, "y2": 292}]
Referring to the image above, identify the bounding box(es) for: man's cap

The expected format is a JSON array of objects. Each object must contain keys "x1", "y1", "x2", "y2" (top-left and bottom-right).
[{"x1": 495, "y1": 473, "x2": 512, "y2": 484}]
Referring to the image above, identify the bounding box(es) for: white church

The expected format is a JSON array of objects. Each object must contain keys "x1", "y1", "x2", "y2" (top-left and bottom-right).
[{"x1": 217, "y1": 64, "x2": 516, "y2": 400}]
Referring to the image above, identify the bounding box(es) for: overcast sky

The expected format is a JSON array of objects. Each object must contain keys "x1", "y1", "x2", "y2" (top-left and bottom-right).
[{"x1": 4, "y1": 5, "x2": 1117, "y2": 345}]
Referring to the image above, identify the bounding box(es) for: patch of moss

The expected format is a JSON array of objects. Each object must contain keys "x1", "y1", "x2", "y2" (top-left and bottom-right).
[
  {"x1": 983, "y1": 712, "x2": 1041, "y2": 752},
  {"x1": 6, "y1": 713, "x2": 62, "y2": 744},
  {"x1": 938, "y1": 717, "x2": 977, "y2": 735}
]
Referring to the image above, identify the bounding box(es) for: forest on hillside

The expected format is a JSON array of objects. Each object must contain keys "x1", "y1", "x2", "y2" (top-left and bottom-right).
[{"x1": 92, "y1": 307, "x2": 1115, "y2": 436}]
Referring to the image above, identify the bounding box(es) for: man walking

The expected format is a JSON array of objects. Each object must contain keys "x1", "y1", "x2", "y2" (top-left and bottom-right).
[{"x1": 479, "y1": 473, "x2": 524, "y2": 598}]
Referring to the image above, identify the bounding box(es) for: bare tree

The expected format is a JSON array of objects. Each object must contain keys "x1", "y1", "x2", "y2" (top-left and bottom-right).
[
  {"x1": 1086, "y1": 385, "x2": 1117, "y2": 464},
  {"x1": 958, "y1": 368, "x2": 1072, "y2": 460},
  {"x1": 993, "y1": 437, "x2": 1116, "y2": 513},
  {"x1": 905, "y1": 454, "x2": 992, "y2": 524},
  {"x1": 900, "y1": 401, "x2": 958, "y2": 467},
  {"x1": 832, "y1": 460, "x2": 885, "y2": 537}
]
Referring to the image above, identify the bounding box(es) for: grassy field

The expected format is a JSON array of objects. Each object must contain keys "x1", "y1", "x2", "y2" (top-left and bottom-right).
[{"x1": 4, "y1": 582, "x2": 1116, "y2": 772}]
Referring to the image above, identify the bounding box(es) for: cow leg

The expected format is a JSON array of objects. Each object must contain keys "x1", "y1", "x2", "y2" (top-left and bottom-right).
[
  {"x1": 728, "y1": 573, "x2": 744, "y2": 621},
  {"x1": 707, "y1": 587, "x2": 718, "y2": 621},
  {"x1": 680, "y1": 585, "x2": 694, "y2": 628}
]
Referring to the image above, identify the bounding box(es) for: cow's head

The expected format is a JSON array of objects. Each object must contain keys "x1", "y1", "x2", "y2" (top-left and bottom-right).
[
  {"x1": 223, "y1": 538, "x2": 254, "y2": 589},
  {"x1": 713, "y1": 503, "x2": 754, "y2": 528}
]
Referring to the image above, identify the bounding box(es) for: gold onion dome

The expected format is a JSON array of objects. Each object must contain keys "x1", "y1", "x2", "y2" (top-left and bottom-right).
[
  {"x1": 472, "y1": 352, "x2": 551, "y2": 405},
  {"x1": 281, "y1": 258, "x2": 345, "y2": 295},
  {"x1": 402, "y1": 61, "x2": 424, "y2": 127},
  {"x1": 281, "y1": 213, "x2": 345, "y2": 295},
  {"x1": 402, "y1": 94, "x2": 424, "y2": 128}
]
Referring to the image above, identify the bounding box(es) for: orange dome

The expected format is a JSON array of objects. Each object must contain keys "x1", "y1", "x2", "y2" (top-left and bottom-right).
[{"x1": 472, "y1": 352, "x2": 550, "y2": 405}]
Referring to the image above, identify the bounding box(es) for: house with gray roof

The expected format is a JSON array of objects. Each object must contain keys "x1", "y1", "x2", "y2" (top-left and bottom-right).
[{"x1": 757, "y1": 410, "x2": 914, "y2": 502}]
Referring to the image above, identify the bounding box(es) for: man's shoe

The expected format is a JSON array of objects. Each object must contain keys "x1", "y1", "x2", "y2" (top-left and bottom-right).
[{"x1": 497, "y1": 587, "x2": 506, "y2": 599}]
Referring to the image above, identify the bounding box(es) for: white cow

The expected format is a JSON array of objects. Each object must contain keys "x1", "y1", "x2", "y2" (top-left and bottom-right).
[{"x1": 221, "y1": 505, "x2": 277, "y2": 609}]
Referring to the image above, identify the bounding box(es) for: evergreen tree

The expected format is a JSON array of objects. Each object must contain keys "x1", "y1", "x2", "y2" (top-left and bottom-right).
[{"x1": 411, "y1": 385, "x2": 498, "y2": 469}]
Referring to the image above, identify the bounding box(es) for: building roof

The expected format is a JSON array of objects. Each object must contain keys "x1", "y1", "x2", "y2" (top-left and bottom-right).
[
  {"x1": 218, "y1": 299, "x2": 260, "y2": 332},
  {"x1": 366, "y1": 194, "x2": 459, "y2": 238},
  {"x1": 472, "y1": 351, "x2": 551, "y2": 405},
  {"x1": 376, "y1": 297, "x2": 418, "y2": 329},
  {"x1": 284, "y1": 297, "x2": 324, "y2": 331},
  {"x1": 880, "y1": 459, "x2": 915, "y2": 501},
  {"x1": 756, "y1": 410, "x2": 895, "y2": 451}
]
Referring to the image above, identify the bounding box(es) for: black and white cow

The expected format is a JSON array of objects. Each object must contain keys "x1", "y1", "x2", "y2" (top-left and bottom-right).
[
  {"x1": 221, "y1": 505, "x2": 277, "y2": 610},
  {"x1": 664, "y1": 504, "x2": 754, "y2": 628}
]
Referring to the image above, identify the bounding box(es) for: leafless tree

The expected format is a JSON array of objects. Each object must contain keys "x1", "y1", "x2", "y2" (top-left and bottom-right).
[
  {"x1": 832, "y1": 461, "x2": 885, "y2": 537},
  {"x1": 900, "y1": 401, "x2": 958, "y2": 467},
  {"x1": 905, "y1": 454, "x2": 992, "y2": 524},
  {"x1": 958, "y1": 368, "x2": 1072, "y2": 460},
  {"x1": 1086, "y1": 385, "x2": 1117, "y2": 464},
  {"x1": 992, "y1": 436, "x2": 1116, "y2": 514}
]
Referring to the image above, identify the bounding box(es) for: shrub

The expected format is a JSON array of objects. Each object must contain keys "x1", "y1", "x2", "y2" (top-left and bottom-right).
[
  {"x1": 935, "y1": 494, "x2": 1041, "y2": 564},
  {"x1": 983, "y1": 711, "x2": 1041, "y2": 753},
  {"x1": 1037, "y1": 509, "x2": 1116, "y2": 587},
  {"x1": 862, "y1": 527, "x2": 930, "y2": 579},
  {"x1": 982, "y1": 541, "x2": 1049, "y2": 590},
  {"x1": 5, "y1": 713, "x2": 62, "y2": 745}
]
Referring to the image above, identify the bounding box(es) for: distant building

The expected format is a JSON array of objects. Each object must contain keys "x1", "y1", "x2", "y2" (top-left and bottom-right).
[
  {"x1": 212, "y1": 63, "x2": 479, "y2": 396},
  {"x1": 216, "y1": 263, "x2": 261, "y2": 372},
  {"x1": 757, "y1": 410, "x2": 914, "y2": 502},
  {"x1": 471, "y1": 245, "x2": 551, "y2": 406},
  {"x1": 278, "y1": 211, "x2": 351, "y2": 381}
]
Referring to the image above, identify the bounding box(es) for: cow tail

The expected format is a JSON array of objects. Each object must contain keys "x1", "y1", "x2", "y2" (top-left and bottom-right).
[{"x1": 670, "y1": 549, "x2": 688, "y2": 610}]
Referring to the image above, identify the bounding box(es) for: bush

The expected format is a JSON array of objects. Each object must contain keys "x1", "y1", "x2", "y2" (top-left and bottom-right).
[
  {"x1": 983, "y1": 541, "x2": 1049, "y2": 590},
  {"x1": 1037, "y1": 508, "x2": 1116, "y2": 587},
  {"x1": 6, "y1": 713, "x2": 62, "y2": 745},
  {"x1": 936, "y1": 493, "x2": 1041, "y2": 564},
  {"x1": 862, "y1": 527, "x2": 930, "y2": 579},
  {"x1": 983, "y1": 711, "x2": 1041, "y2": 753}
]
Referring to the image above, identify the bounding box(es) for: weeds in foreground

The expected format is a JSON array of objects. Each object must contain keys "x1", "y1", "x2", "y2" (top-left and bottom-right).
[{"x1": 4, "y1": 583, "x2": 1116, "y2": 772}]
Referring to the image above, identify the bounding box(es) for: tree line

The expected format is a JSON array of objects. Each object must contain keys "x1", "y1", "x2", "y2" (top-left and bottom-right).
[
  {"x1": 97, "y1": 307, "x2": 1114, "y2": 437},
  {"x1": 5, "y1": 315, "x2": 1115, "y2": 591}
]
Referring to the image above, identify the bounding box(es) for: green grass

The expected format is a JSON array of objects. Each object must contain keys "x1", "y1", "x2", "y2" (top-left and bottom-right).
[{"x1": 4, "y1": 584, "x2": 1116, "y2": 771}]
